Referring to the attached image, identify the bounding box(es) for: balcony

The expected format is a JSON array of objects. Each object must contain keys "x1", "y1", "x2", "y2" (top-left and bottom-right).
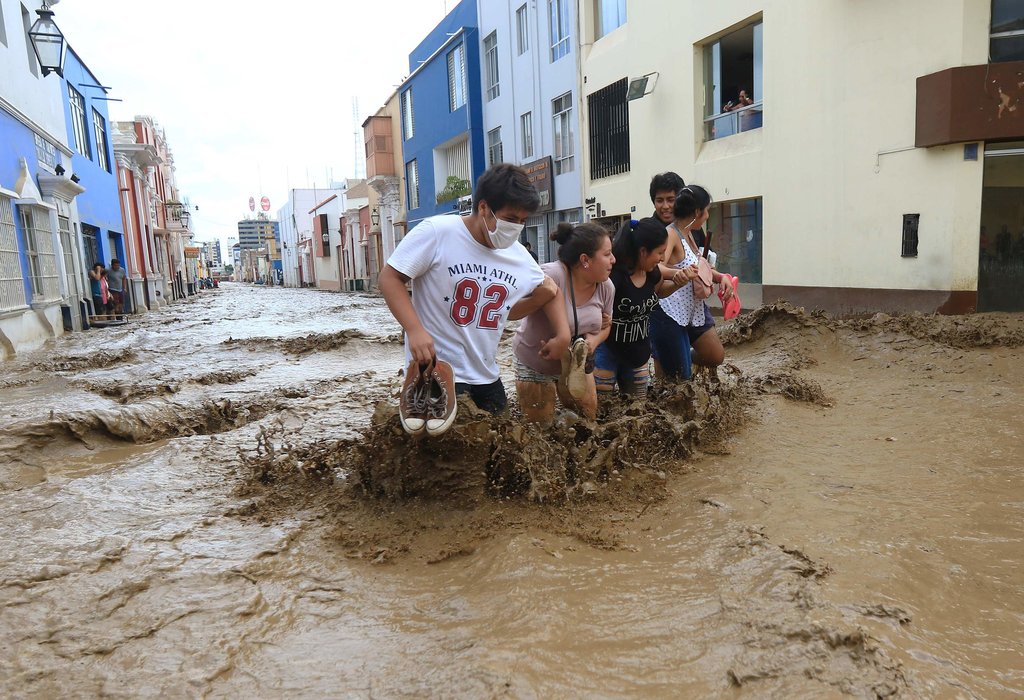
[
  {"x1": 704, "y1": 101, "x2": 763, "y2": 141},
  {"x1": 916, "y1": 60, "x2": 1024, "y2": 147}
]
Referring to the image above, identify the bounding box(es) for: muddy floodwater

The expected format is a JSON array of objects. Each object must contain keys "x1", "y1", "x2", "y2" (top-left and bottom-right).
[{"x1": 1, "y1": 284, "x2": 1022, "y2": 698}]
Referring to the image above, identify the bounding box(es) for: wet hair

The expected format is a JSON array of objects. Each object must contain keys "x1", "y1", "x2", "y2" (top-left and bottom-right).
[
  {"x1": 472, "y1": 163, "x2": 540, "y2": 215},
  {"x1": 649, "y1": 172, "x2": 686, "y2": 203},
  {"x1": 551, "y1": 222, "x2": 611, "y2": 268},
  {"x1": 674, "y1": 185, "x2": 712, "y2": 221},
  {"x1": 612, "y1": 217, "x2": 667, "y2": 273}
]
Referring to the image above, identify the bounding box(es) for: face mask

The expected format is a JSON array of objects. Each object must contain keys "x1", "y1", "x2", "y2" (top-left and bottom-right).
[{"x1": 485, "y1": 208, "x2": 524, "y2": 249}]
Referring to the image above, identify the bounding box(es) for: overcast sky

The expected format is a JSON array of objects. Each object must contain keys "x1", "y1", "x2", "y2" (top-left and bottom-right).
[{"x1": 53, "y1": 0, "x2": 454, "y2": 257}]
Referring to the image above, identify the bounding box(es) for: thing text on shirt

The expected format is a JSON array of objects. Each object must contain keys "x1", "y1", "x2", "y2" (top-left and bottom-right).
[{"x1": 447, "y1": 263, "x2": 519, "y2": 288}]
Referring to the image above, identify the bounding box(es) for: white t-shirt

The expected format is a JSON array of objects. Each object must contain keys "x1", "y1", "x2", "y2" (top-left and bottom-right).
[{"x1": 387, "y1": 214, "x2": 544, "y2": 385}]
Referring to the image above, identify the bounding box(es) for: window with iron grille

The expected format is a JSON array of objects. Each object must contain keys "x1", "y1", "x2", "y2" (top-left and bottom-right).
[
  {"x1": 447, "y1": 43, "x2": 467, "y2": 111},
  {"x1": 0, "y1": 197, "x2": 26, "y2": 311},
  {"x1": 69, "y1": 86, "x2": 91, "y2": 158},
  {"x1": 401, "y1": 89, "x2": 414, "y2": 140},
  {"x1": 484, "y1": 32, "x2": 500, "y2": 101},
  {"x1": 588, "y1": 78, "x2": 630, "y2": 180},
  {"x1": 902, "y1": 214, "x2": 920, "y2": 258},
  {"x1": 552, "y1": 92, "x2": 574, "y2": 174},
  {"x1": 92, "y1": 109, "x2": 110, "y2": 172},
  {"x1": 516, "y1": 5, "x2": 529, "y2": 55},
  {"x1": 487, "y1": 127, "x2": 503, "y2": 166},
  {"x1": 18, "y1": 206, "x2": 60, "y2": 301},
  {"x1": 406, "y1": 159, "x2": 420, "y2": 210},
  {"x1": 59, "y1": 215, "x2": 81, "y2": 301},
  {"x1": 521, "y1": 112, "x2": 534, "y2": 159},
  {"x1": 549, "y1": 0, "x2": 570, "y2": 62}
]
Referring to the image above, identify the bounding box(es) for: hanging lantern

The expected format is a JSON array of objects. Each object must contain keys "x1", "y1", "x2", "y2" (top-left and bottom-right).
[{"x1": 27, "y1": 4, "x2": 67, "y2": 78}]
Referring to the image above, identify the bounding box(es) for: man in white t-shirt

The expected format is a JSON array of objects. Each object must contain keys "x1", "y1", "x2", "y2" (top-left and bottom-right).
[{"x1": 380, "y1": 163, "x2": 570, "y2": 414}]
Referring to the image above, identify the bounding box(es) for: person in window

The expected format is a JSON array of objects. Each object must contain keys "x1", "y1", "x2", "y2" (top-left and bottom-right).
[
  {"x1": 524, "y1": 240, "x2": 539, "y2": 262},
  {"x1": 724, "y1": 88, "x2": 753, "y2": 112}
]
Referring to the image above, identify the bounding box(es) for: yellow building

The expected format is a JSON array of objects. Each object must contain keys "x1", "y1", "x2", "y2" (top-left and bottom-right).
[{"x1": 578, "y1": 0, "x2": 1024, "y2": 313}]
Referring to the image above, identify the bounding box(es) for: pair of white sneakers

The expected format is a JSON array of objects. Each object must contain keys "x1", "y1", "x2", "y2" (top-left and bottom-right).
[{"x1": 399, "y1": 359, "x2": 458, "y2": 437}]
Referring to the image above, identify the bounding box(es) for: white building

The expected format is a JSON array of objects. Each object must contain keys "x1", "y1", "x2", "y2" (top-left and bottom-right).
[
  {"x1": 277, "y1": 183, "x2": 355, "y2": 290},
  {"x1": 578, "y1": 0, "x2": 1024, "y2": 314},
  {"x1": 476, "y1": 0, "x2": 583, "y2": 263}
]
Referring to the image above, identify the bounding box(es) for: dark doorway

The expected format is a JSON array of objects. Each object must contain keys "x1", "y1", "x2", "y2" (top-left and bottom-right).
[{"x1": 978, "y1": 142, "x2": 1024, "y2": 311}]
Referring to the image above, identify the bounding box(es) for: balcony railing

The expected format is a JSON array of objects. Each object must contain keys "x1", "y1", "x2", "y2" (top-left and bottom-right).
[{"x1": 705, "y1": 101, "x2": 764, "y2": 141}]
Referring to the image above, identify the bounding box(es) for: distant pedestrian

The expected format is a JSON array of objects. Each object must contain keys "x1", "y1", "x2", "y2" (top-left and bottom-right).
[
  {"x1": 88, "y1": 263, "x2": 104, "y2": 315},
  {"x1": 524, "y1": 241, "x2": 539, "y2": 262},
  {"x1": 106, "y1": 258, "x2": 127, "y2": 314},
  {"x1": 99, "y1": 269, "x2": 111, "y2": 315}
]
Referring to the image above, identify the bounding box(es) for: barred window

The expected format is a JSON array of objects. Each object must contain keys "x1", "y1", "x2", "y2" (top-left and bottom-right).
[
  {"x1": 0, "y1": 197, "x2": 27, "y2": 311},
  {"x1": 18, "y1": 205, "x2": 60, "y2": 301},
  {"x1": 588, "y1": 78, "x2": 630, "y2": 180},
  {"x1": 487, "y1": 127, "x2": 503, "y2": 166}
]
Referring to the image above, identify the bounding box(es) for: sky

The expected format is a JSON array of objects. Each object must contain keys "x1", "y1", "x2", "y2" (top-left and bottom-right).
[{"x1": 51, "y1": 0, "x2": 454, "y2": 258}]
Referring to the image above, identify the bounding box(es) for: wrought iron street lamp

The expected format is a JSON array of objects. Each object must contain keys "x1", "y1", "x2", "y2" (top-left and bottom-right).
[
  {"x1": 27, "y1": 3, "x2": 67, "y2": 78},
  {"x1": 370, "y1": 207, "x2": 381, "y2": 234}
]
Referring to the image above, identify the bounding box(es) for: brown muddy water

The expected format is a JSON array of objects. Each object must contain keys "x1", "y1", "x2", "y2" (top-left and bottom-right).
[{"x1": 1, "y1": 284, "x2": 1022, "y2": 698}]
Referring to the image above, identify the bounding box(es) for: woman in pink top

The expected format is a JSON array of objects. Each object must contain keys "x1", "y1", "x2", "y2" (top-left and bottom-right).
[
  {"x1": 99, "y1": 269, "x2": 110, "y2": 315},
  {"x1": 512, "y1": 222, "x2": 615, "y2": 423}
]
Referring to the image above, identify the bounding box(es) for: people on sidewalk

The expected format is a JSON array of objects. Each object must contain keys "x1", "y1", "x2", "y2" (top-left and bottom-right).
[
  {"x1": 380, "y1": 163, "x2": 570, "y2": 436},
  {"x1": 106, "y1": 259, "x2": 127, "y2": 315},
  {"x1": 513, "y1": 222, "x2": 615, "y2": 424}
]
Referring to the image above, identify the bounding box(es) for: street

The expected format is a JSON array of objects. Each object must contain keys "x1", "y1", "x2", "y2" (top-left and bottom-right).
[{"x1": 1, "y1": 284, "x2": 1022, "y2": 697}]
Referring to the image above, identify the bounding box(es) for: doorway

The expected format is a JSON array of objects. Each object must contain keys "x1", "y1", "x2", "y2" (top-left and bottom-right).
[{"x1": 979, "y1": 142, "x2": 1024, "y2": 311}]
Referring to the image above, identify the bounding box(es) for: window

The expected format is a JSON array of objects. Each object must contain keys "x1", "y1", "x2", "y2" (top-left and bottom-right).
[
  {"x1": 401, "y1": 89, "x2": 414, "y2": 140},
  {"x1": 21, "y1": 5, "x2": 36, "y2": 76},
  {"x1": 901, "y1": 214, "x2": 920, "y2": 258},
  {"x1": 521, "y1": 112, "x2": 534, "y2": 159},
  {"x1": 406, "y1": 160, "x2": 420, "y2": 210},
  {"x1": 487, "y1": 127, "x2": 503, "y2": 166},
  {"x1": 59, "y1": 216, "x2": 81, "y2": 301},
  {"x1": 0, "y1": 197, "x2": 25, "y2": 310},
  {"x1": 69, "y1": 86, "x2": 91, "y2": 158},
  {"x1": 0, "y1": 2, "x2": 8, "y2": 47},
  {"x1": 447, "y1": 43, "x2": 467, "y2": 111},
  {"x1": 703, "y1": 21, "x2": 763, "y2": 141},
  {"x1": 92, "y1": 109, "x2": 110, "y2": 172},
  {"x1": 991, "y1": 0, "x2": 1024, "y2": 62},
  {"x1": 516, "y1": 4, "x2": 529, "y2": 55},
  {"x1": 595, "y1": 0, "x2": 626, "y2": 39},
  {"x1": 706, "y1": 198, "x2": 763, "y2": 284},
  {"x1": 552, "y1": 92, "x2": 574, "y2": 174},
  {"x1": 484, "y1": 31, "x2": 500, "y2": 101},
  {"x1": 549, "y1": 0, "x2": 571, "y2": 62},
  {"x1": 18, "y1": 206, "x2": 60, "y2": 300},
  {"x1": 588, "y1": 79, "x2": 629, "y2": 180}
]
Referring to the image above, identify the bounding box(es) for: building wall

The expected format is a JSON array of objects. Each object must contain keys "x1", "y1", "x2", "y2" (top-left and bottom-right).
[
  {"x1": 477, "y1": 0, "x2": 582, "y2": 263},
  {"x1": 401, "y1": 0, "x2": 486, "y2": 228},
  {"x1": 579, "y1": 0, "x2": 992, "y2": 313}
]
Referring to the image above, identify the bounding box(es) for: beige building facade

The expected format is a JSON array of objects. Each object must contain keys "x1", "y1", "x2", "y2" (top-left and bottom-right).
[{"x1": 579, "y1": 0, "x2": 1020, "y2": 313}]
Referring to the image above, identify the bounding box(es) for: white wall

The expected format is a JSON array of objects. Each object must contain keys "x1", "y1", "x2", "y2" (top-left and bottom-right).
[
  {"x1": 579, "y1": 0, "x2": 992, "y2": 296},
  {"x1": 0, "y1": 0, "x2": 69, "y2": 151}
]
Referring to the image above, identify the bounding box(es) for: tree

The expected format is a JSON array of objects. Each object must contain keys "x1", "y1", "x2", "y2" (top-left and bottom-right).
[{"x1": 224, "y1": 264, "x2": 234, "y2": 275}]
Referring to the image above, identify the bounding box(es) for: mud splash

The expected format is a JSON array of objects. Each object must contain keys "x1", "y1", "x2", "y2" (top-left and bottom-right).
[
  {"x1": 37, "y1": 347, "x2": 138, "y2": 371},
  {"x1": 222, "y1": 328, "x2": 399, "y2": 355}
]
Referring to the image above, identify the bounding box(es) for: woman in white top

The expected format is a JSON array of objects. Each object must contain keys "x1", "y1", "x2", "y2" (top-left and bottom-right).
[{"x1": 652, "y1": 185, "x2": 734, "y2": 374}]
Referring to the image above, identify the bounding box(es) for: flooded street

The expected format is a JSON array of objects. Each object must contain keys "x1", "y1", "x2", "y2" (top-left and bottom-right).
[{"x1": 1, "y1": 284, "x2": 1022, "y2": 698}]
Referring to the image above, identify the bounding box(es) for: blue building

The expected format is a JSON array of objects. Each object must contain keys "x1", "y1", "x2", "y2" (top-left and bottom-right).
[
  {"x1": 399, "y1": 0, "x2": 486, "y2": 229},
  {"x1": 0, "y1": 0, "x2": 78, "y2": 354},
  {"x1": 59, "y1": 46, "x2": 124, "y2": 322}
]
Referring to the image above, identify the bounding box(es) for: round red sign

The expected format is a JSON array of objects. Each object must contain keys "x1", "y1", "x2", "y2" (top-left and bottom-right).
[
  {"x1": 248, "y1": 196, "x2": 255, "y2": 212},
  {"x1": 261, "y1": 196, "x2": 270, "y2": 212}
]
